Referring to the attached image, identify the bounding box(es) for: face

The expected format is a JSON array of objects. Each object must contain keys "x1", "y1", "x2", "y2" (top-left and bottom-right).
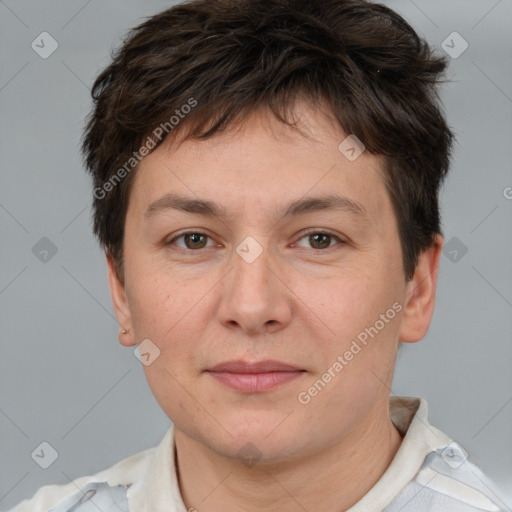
[{"x1": 108, "y1": 101, "x2": 440, "y2": 463}]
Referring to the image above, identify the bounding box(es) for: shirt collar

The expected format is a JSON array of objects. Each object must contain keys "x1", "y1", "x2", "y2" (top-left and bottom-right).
[
  {"x1": 127, "y1": 425, "x2": 185, "y2": 512},
  {"x1": 346, "y1": 396, "x2": 453, "y2": 511}
]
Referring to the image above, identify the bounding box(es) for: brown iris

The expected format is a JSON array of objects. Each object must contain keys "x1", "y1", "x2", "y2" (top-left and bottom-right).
[
  {"x1": 308, "y1": 233, "x2": 332, "y2": 250},
  {"x1": 183, "y1": 233, "x2": 208, "y2": 249}
]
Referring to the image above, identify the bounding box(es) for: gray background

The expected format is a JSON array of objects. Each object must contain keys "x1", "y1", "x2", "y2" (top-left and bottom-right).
[{"x1": 1, "y1": 0, "x2": 511, "y2": 509}]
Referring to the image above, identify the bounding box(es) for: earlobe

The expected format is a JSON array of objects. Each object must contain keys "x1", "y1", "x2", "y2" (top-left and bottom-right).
[
  {"x1": 106, "y1": 251, "x2": 136, "y2": 347},
  {"x1": 398, "y1": 234, "x2": 443, "y2": 343}
]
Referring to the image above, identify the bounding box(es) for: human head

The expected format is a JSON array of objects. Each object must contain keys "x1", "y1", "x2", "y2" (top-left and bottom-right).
[
  {"x1": 82, "y1": 0, "x2": 454, "y2": 284},
  {"x1": 80, "y1": 0, "x2": 453, "y2": 468}
]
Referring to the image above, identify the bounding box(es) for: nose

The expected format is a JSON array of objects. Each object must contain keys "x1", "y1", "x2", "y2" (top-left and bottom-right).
[{"x1": 217, "y1": 239, "x2": 292, "y2": 336}]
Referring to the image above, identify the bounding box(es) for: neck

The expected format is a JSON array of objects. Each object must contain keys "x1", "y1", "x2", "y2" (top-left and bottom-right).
[{"x1": 174, "y1": 405, "x2": 404, "y2": 512}]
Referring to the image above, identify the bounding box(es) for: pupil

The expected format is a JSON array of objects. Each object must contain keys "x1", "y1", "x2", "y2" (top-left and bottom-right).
[{"x1": 311, "y1": 233, "x2": 330, "y2": 249}]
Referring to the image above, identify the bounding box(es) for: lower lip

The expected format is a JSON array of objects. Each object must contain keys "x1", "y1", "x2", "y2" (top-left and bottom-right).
[{"x1": 207, "y1": 371, "x2": 304, "y2": 392}]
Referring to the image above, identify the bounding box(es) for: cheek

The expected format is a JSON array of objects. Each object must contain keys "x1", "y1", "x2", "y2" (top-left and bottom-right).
[
  {"x1": 307, "y1": 272, "x2": 403, "y2": 360},
  {"x1": 306, "y1": 275, "x2": 377, "y2": 333},
  {"x1": 127, "y1": 268, "x2": 216, "y2": 371},
  {"x1": 127, "y1": 261, "x2": 199, "y2": 334}
]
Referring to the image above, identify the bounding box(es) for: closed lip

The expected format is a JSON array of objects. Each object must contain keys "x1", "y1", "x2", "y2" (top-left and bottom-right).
[{"x1": 206, "y1": 360, "x2": 303, "y2": 373}]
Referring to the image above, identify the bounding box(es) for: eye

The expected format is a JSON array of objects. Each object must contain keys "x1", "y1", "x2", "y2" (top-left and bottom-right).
[
  {"x1": 167, "y1": 231, "x2": 216, "y2": 250},
  {"x1": 294, "y1": 230, "x2": 344, "y2": 250},
  {"x1": 166, "y1": 230, "x2": 344, "y2": 252}
]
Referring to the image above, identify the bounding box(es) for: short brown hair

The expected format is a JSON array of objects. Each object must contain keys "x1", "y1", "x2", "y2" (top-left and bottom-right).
[{"x1": 82, "y1": 0, "x2": 454, "y2": 282}]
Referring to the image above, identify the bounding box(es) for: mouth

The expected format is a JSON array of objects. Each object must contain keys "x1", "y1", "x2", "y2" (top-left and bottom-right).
[{"x1": 205, "y1": 360, "x2": 306, "y2": 393}]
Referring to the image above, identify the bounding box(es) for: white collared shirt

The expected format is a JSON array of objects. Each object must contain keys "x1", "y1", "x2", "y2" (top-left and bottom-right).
[{"x1": 6, "y1": 396, "x2": 511, "y2": 512}]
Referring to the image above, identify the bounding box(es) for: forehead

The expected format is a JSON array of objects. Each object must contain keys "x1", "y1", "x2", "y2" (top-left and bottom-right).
[{"x1": 129, "y1": 103, "x2": 392, "y2": 226}]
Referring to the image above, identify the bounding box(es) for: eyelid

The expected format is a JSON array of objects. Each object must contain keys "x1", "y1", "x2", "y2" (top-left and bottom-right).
[{"x1": 297, "y1": 228, "x2": 344, "y2": 239}]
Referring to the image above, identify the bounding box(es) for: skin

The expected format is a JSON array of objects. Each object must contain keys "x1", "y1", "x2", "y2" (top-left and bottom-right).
[{"x1": 107, "y1": 100, "x2": 442, "y2": 512}]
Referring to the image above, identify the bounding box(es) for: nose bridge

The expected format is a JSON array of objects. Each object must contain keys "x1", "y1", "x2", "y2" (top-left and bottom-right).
[
  {"x1": 217, "y1": 234, "x2": 291, "y2": 333},
  {"x1": 231, "y1": 235, "x2": 275, "y2": 303}
]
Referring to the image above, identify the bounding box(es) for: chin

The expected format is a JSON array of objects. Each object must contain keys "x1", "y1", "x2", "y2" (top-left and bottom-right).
[
  {"x1": 182, "y1": 412, "x2": 296, "y2": 452},
  {"x1": 216, "y1": 436, "x2": 303, "y2": 467}
]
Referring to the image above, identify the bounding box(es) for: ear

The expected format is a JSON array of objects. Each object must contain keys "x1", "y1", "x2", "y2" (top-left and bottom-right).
[
  {"x1": 106, "y1": 251, "x2": 136, "y2": 347},
  {"x1": 398, "y1": 234, "x2": 443, "y2": 343}
]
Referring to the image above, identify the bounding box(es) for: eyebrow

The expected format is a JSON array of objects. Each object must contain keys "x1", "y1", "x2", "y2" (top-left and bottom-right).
[{"x1": 144, "y1": 192, "x2": 368, "y2": 221}]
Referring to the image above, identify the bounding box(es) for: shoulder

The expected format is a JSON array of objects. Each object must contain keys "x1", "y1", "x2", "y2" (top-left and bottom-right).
[
  {"x1": 5, "y1": 445, "x2": 156, "y2": 512},
  {"x1": 387, "y1": 442, "x2": 511, "y2": 512}
]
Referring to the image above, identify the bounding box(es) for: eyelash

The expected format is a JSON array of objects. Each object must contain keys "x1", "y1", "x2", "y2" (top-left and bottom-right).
[{"x1": 166, "y1": 229, "x2": 345, "y2": 252}]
